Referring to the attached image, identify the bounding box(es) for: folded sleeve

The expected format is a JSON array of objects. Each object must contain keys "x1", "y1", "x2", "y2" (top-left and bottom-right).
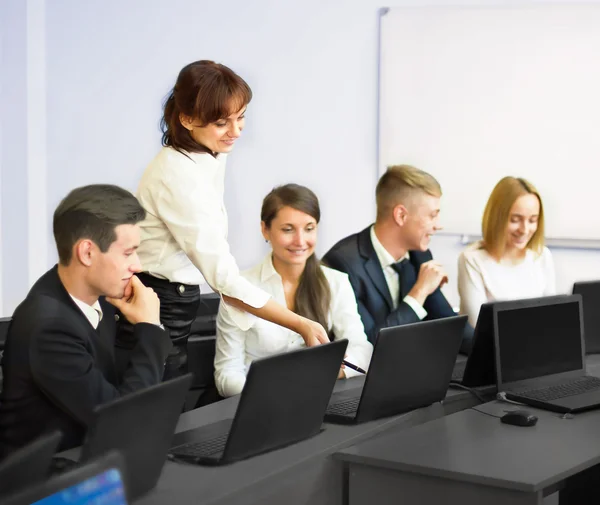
[
  {"x1": 156, "y1": 165, "x2": 270, "y2": 329},
  {"x1": 403, "y1": 295, "x2": 428, "y2": 319},
  {"x1": 214, "y1": 302, "x2": 249, "y2": 397}
]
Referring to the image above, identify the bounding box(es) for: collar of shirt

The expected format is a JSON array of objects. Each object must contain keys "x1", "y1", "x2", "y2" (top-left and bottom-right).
[
  {"x1": 69, "y1": 295, "x2": 103, "y2": 329},
  {"x1": 185, "y1": 150, "x2": 226, "y2": 161},
  {"x1": 257, "y1": 253, "x2": 306, "y2": 335},
  {"x1": 369, "y1": 226, "x2": 427, "y2": 318},
  {"x1": 369, "y1": 225, "x2": 409, "y2": 269},
  {"x1": 259, "y1": 253, "x2": 286, "y2": 284}
]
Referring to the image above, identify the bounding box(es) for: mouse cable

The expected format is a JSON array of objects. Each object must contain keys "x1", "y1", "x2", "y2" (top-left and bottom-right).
[
  {"x1": 470, "y1": 406, "x2": 503, "y2": 418},
  {"x1": 448, "y1": 382, "x2": 487, "y2": 403}
]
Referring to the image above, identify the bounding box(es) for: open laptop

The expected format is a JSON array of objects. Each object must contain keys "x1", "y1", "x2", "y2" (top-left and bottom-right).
[
  {"x1": 52, "y1": 374, "x2": 192, "y2": 499},
  {"x1": 494, "y1": 294, "x2": 600, "y2": 414},
  {"x1": 451, "y1": 302, "x2": 495, "y2": 387},
  {"x1": 573, "y1": 280, "x2": 600, "y2": 353},
  {"x1": 0, "y1": 431, "x2": 62, "y2": 499},
  {"x1": 3, "y1": 451, "x2": 128, "y2": 505},
  {"x1": 168, "y1": 339, "x2": 348, "y2": 465},
  {"x1": 324, "y1": 316, "x2": 466, "y2": 424}
]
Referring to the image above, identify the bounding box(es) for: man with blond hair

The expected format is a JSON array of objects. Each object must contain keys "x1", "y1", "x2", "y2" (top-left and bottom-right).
[{"x1": 324, "y1": 165, "x2": 472, "y2": 351}]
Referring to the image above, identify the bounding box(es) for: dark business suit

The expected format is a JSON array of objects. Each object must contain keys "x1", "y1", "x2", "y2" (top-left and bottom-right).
[
  {"x1": 323, "y1": 226, "x2": 473, "y2": 351},
  {"x1": 0, "y1": 266, "x2": 172, "y2": 458}
]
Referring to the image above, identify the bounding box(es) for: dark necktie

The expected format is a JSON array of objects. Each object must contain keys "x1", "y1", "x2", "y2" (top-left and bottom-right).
[{"x1": 391, "y1": 258, "x2": 416, "y2": 301}]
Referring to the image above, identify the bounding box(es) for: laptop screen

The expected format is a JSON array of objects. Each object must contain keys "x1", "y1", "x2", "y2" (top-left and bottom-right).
[
  {"x1": 32, "y1": 468, "x2": 127, "y2": 505},
  {"x1": 574, "y1": 282, "x2": 600, "y2": 347},
  {"x1": 497, "y1": 300, "x2": 583, "y2": 384}
]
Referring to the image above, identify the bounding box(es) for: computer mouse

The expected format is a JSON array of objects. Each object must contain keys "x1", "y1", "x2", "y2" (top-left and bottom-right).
[{"x1": 500, "y1": 409, "x2": 538, "y2": 427}]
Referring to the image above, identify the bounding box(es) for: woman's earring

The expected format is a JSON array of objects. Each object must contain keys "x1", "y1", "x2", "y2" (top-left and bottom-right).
[{"x1": 265, "y1": 239, "x2": 269, "y2": 243}]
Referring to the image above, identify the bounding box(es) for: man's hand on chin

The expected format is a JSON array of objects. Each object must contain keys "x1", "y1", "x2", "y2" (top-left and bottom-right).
[{"x1": 106, "y1": 276, "x2": 161, "y2": 326}]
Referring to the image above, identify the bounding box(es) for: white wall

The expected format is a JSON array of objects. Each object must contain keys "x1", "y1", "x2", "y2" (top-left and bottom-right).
[
  {"x1": 1, "y1": 0, "x2": 599, "y2": 315},
  {"x1": 1, "y1": 0, "x2": 29, "y2": 315}
]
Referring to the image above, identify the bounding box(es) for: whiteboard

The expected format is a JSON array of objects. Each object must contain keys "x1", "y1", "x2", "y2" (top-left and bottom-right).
[{"x1": 379, "y1": 5, "x2": 600, "y2": 241}]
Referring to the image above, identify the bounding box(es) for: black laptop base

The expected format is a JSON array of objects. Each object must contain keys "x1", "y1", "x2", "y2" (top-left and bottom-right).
[
  {"x1": 503, "y1": 391, "x2": 600, "y2": 414},
  {"x1": 325, "y1": 390, "x2": 362, "y2": 424},
  {"x1": 169, "y1": 420, "x2": 326, "y2": 466},
  {"x1": 169, "y1": 418, "x2": 232, "y2": 466},
  {"x1": 503, "y1": 375, "x2": 600, "y2": 414},
  {"x1": 325, "y1": 398, "x2": 437, "y2": 425}
]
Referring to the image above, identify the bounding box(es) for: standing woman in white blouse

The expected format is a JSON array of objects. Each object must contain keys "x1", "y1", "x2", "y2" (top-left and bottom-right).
[
  {"x1": 457, "y1": 176, "x2": 556, "y2": 328},
  {"x1": 214, "y1": 184, "x2": 373, "y2": 397},
  {"x1": 118, "y1": 61, "x2": 328, "y2": 379}
]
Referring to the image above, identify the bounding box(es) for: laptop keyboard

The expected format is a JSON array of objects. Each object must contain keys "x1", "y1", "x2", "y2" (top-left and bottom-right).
[
  {"x1": 170, "y1": 431, "x2": 230, "y2": 458},
  {"x1": 519, "y1": 376, "x2": 600, "y2": 401},
  {"x1": 326, "y1": 397, "x2": 360, "y2": 416}
]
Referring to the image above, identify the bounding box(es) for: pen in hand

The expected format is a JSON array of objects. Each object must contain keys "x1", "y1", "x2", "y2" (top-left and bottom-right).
[{"x1": 342, "y1": 360, "x2": 366, "y2": 374}]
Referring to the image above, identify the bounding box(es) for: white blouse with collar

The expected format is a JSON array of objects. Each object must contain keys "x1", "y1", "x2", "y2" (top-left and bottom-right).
[
  {"x1": 457, "y1": 241, "x2": 556, "y2": 328},
  {"x1": 136, "y1": 146, "x2": 270, "y2": 329},
  {"x1": 214, "y1": 254, "x2": 374, "y2": 397}
]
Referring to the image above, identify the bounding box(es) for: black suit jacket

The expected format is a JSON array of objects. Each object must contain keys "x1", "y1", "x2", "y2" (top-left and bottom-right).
[
  {"x1": 0, "y1": 266, "x2": 172, "y2": 457},
  {"x1": 323, "y1": 226, "x2": 473, "y2": 350}
]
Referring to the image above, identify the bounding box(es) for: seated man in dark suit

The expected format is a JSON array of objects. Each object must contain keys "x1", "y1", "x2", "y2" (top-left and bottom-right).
[
  {"x1": 323, "y1": 165, "x2": 473, "y2": 351},
  {"x1": 0, "y1": 184, "x2": 172, "y2": 458}
]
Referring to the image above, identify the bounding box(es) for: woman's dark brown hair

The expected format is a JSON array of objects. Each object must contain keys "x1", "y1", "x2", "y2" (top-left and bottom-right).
[
  {"x1": 161, "y1": 60, "x2": 252, "y2": 155},
  {"x1": 261, "y1": 184, "x2": 332, "y2": 334}
]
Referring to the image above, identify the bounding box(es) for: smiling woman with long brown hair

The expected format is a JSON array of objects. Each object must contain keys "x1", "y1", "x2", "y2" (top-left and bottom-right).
[{"x1": 214, "y1": 184, "x2": 373, "y2": 397}]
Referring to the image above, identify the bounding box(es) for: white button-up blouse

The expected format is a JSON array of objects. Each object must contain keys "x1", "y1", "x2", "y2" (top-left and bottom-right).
[
  {"x1": 136, "y1": 147, "x2": 270, "y2": 329},
  {"x1": 214, "y1": 254, "x2": 374, "y2": 397}
]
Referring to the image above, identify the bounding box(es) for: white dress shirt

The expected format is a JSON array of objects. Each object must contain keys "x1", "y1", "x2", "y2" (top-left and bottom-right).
[
  {"x1": 369, "y1": 226, "x2": 427, "y2": 319},
  {"x1": 457, "y1": 241, "x2": 556, "y2": 328},
  {"x1": 136, "y1": 147, "x2": 270, "y2": 330},
  {"x1": 69, "y1": 295, "x2": 103, "y2": 330},
  {"x1": 214, "y1": 254, "x2": 374, "y2": 397}
]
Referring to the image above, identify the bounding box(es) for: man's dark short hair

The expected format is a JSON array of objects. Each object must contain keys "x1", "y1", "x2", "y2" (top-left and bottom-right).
[{"x1": 53, "y1": 184, "x2": 146, "y2": 265}]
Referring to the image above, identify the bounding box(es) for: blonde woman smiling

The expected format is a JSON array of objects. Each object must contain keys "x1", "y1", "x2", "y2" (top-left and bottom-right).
[{"x1": 458, "y1": 177, "x2": 556, "y2": 328}]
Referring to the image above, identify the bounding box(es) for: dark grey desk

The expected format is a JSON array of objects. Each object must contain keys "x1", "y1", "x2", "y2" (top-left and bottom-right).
[
  {"x1": 137, "y1": 370, "x2": 491, "y2": 505},
  {"x1": 336, "y1": 396, "x2": 600, "y2": 505}
]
